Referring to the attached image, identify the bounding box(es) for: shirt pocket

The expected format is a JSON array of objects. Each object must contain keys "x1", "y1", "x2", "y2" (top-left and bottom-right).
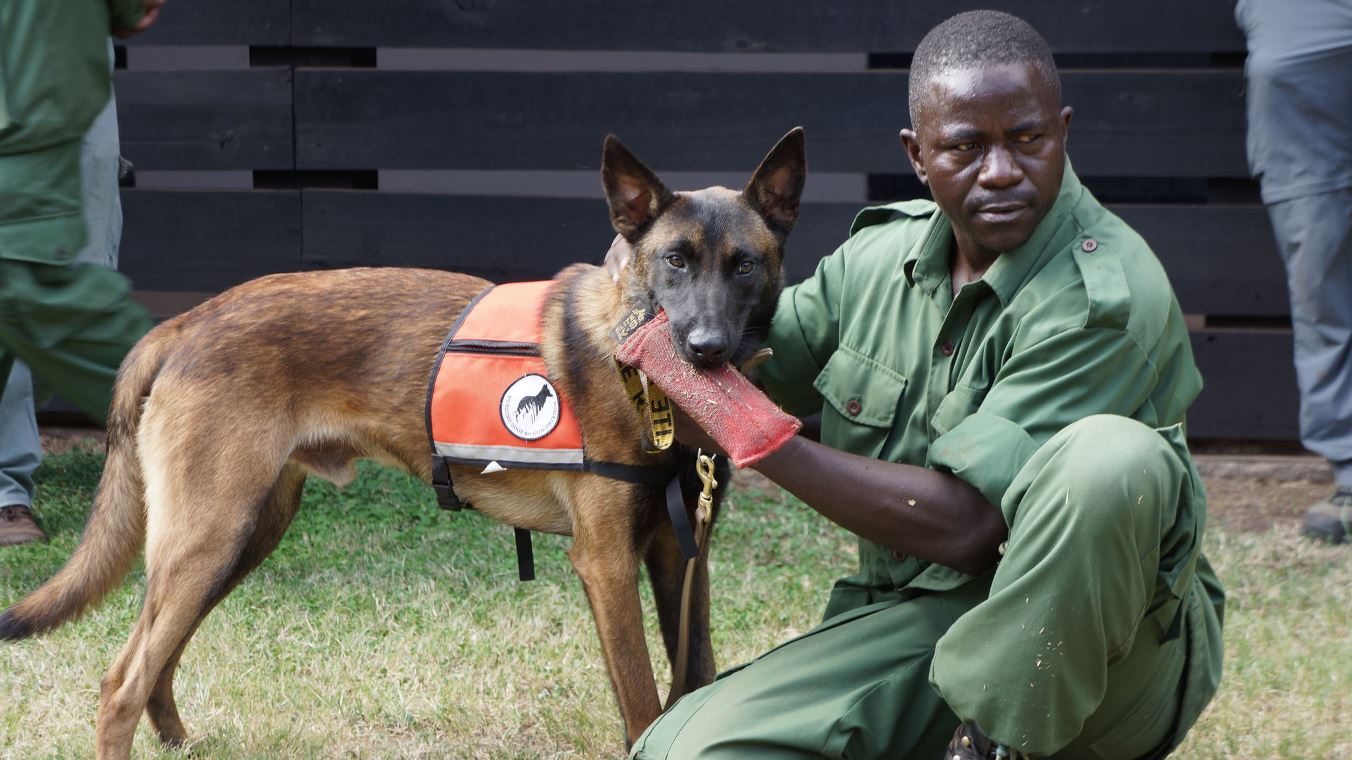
[
  {"x1": 813, "y1": 347, "x2": 907, "y2": 459},
  {"x1": 929, "y1": 382, "x2": 990, "y2": 439}
]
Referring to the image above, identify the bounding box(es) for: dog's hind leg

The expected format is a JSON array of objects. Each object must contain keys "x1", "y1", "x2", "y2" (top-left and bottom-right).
[
  {"x1": 144, "y1": 463, "x2": 308, "y2": 748},
  {"x1": 567, "y1": 478, "x2": 663, "y2": 746},
  {"x1": 96, "y1": 523, "x2": 257, "y2": 760},
  {"x1": 96, "y1": 428, "x2": 287, "y2": 760}
]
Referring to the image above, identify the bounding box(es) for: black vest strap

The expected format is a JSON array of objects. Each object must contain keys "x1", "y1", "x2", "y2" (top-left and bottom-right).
[
  {"x1": 430, "y1": 456, "x2": 464, "y2": 511},
  {"x1": 514, "y1": 528, "x2": 536, "y2": 582},
  {"x1": 582, "y1": 457, "x2": 676, "y2": 485},
  {"x1": 430, "y1": 455, "x2": 699, "y2": 581}
]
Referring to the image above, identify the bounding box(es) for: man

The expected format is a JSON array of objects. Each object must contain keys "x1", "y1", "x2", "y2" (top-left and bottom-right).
[
  {"x1": 0, "y1": 0, "x2": 163, "y2": 545},
  {"x1": 1236, "y1": 0, "x2": 1352, "y2": 544},
  {"x1": 621, "y1": 11, "x2": 1224, "y2": 759}
]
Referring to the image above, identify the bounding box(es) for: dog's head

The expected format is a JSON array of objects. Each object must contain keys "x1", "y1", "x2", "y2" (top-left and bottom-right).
[{"x1": 601, "y1": 128, "x2": 806, "y2": 369}]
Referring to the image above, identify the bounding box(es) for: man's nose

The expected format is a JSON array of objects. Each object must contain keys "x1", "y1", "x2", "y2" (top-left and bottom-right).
[{"x1": 978, "y1": 144, "x2": 1025, "y2": 188}]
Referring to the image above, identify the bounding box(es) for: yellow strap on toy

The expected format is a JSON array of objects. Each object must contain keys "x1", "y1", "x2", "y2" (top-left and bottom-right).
[
  {"x1": 615, "y1": 361, "x2": 674, "y2": 452},
  {"x1": 611, "y1": 304, "x2": 674, "y2": 452}
]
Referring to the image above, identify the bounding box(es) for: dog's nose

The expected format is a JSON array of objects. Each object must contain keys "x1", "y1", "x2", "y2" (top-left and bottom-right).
[{"x1": 686, "y1": 331, "x2": 729, "y2": 367}]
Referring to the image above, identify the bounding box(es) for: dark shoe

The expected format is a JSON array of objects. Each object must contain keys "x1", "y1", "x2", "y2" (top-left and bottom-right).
[
  {"x1": 0, "y1": 505, "x2": 46, "y2": 547},
  {"x1": 1301, "y1": 488, "x2": 1352, "y2": 544},
  {"x1": 946, "y1": 721, "x2": 1035, "y2": 760}
]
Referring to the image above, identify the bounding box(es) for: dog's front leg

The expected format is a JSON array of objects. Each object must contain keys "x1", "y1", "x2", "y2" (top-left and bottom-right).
[
  {"x1": 645, "y1": 522, "x2": 715, "y2": 706},
  {"x1": 567, "y1": 488, "x2": 662, "y2": 747}
]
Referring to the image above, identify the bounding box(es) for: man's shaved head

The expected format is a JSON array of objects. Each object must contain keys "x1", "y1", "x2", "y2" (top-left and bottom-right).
[{"x1": 908, "y1": 10, "x2": 1061, "y2": 127}]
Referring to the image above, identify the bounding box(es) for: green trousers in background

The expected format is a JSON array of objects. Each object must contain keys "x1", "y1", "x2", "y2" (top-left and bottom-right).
[
  {"x1": 633, "y1": 415, "x2": 1223, "y2": 759},
  {"x1": 0, "y1": 257, "x2": 151, "y2": 424}
]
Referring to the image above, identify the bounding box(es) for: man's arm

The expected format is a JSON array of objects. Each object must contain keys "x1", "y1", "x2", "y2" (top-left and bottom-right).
[
  {"x1": 755, "y1": 435, "x2": 1006, "y2": 576},
  {"x1": 673, "y1": 406, "x2": 1005, "y2": 576}
]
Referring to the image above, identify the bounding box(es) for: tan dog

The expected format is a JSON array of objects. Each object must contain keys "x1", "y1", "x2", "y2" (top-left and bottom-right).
[{"x1": 0, "y1": 128, "x2": 806, "y2": 758}]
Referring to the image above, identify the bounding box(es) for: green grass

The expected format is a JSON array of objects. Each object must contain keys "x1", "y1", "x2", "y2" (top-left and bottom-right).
[{"x1": 1, "y1": 449, "x2": 1348, "y2": 758}]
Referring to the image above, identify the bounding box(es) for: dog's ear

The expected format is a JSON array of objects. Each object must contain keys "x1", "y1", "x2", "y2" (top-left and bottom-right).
[
  {"x1": 602, "y1": 136, "x2": 674, "y2": 241},
  {"x1": 744, "y1": 127, "x2": 807, "y2": 237}
]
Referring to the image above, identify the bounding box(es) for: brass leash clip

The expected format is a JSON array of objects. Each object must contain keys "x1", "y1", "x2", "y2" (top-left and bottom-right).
[{"x1": 695, "y1": 452, "x2": 717, "y2": 527}]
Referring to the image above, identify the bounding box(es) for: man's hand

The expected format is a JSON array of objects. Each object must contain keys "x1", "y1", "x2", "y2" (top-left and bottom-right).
[{"x1": 112, "y1": 0, "x2": 166, "y2": 39}]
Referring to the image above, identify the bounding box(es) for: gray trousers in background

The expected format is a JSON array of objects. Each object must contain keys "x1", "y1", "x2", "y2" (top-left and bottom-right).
[
  {"x1": 0, "y1": 51, "x2": 123, "y2": 510},
  {"x1": 1268, "y1": 187, "x2": 1352, "y2": 486}
]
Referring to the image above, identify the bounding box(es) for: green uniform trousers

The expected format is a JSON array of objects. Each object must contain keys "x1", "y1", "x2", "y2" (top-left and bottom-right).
[
  {"x1": 633, "y1": 415, "x2": 1219, "y2": 759},
  {"x1": 0, "y1": 257, "x2": 151, "y2": 423}
]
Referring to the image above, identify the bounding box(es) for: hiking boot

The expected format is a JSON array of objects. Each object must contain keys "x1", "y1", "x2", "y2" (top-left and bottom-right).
[
  {"x1": 0, "y1": 505, "x2": 46, "y2": 547},
  {"x1": 1301, "y1": 487, "x2": 1352, "y2": 544},
  {"x1": 946, "y1": 721, "x2": 1035, "y2": 760}
]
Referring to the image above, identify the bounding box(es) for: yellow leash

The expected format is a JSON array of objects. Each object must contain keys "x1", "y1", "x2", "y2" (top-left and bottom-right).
[{"x1": 666, "y1": 452, "x2": 717, "y2": 709}]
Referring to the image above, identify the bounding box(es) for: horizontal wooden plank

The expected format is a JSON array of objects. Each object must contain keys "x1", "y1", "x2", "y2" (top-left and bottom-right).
[
  {"x1": 115, "y1": 69, "x2": 293, "y2": 170},
  {"x1": 301, "y1": 193, "x2": 1283, "y2": 316},
  {"x1": 1115, "y1": 205, "x2": 1286, "y2": 317},
  {"x1": 294, "y1": 70, "x2": 1247, "y2": 177},
  {"x1": 120, "y1": 190, "x2": 302, "y2": 291},
  {"x1": 121, "y1": 0, "x2": 288, "y2": 46},
  {"x1": 293, "y1": 0, "x2": 1244, "y2": 53},
  {"x1": 1189, "y1": 330, "x2": 1298, "y2": 440}
]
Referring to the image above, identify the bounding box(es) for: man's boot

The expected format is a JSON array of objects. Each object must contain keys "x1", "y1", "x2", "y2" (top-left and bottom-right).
[
  {"x1": 946, "y1": 721, "x2": 1035, "y2": 760},
  {"x1": 0, "y1": 505, "x2": 46, "y2": 546},
  {"x1": 1301, "y1": 487, "x2": 1351, "y2": 544}
]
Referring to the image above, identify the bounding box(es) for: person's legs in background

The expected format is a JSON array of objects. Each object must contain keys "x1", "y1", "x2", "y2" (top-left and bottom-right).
[
  {"x1": 1268, "y1": 188, "x2": 1352, "y2": 544},
  {"x1": 0, "y1": 361, "x2": 44, "y2": 545},
  {"x1": 0, "y1": 39, "x2": 124, "y2": 548}
]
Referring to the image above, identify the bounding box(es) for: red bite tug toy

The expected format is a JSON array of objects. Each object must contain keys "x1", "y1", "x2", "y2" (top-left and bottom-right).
[{"x1": 614, "y1": 311, "x2": 801, "y2": 468}]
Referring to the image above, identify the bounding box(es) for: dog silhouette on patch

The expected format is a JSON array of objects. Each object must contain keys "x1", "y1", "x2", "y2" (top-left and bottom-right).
[{"x1": 516, "y1": 383, "x2": 554, "y2": 421}]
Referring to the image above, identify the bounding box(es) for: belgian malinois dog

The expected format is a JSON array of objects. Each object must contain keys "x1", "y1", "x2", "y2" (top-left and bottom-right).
[{"x1": 0, "y1": 128, "x2": 805, "y2": 758}]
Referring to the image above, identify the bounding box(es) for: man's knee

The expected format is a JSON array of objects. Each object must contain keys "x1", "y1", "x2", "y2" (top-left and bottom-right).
[{"x1": 1015, "y1": 415, "x2": 1182, "y2": 535}]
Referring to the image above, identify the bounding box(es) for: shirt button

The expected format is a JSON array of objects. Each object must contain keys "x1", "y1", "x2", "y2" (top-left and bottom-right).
[
  {"x1": 846, "y1": 398, "x2": 862, "y2": 416},
  {"x1": 1081, "y1": 238, "x2": 1098, "y2": 253},
  {"x1": 891, "y1": 550, "x2": 907, "y2": 562},
  {"x1": 941, "y1": 341, "x2": 955, "y2": 357}
]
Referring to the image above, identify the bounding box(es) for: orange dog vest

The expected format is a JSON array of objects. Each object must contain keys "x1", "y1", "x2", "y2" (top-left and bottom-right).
[
  {"x1": 426, "y1": 281, "x2": 585, "y2": 471},
  {"x1": 424, "y1": 281, "x2": 701, "y2": 582}
]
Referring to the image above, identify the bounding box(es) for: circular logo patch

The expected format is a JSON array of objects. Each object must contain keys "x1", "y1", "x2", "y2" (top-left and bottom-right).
[{"x1": 500, "y1": 374, "x2": 561, "y2": 441}]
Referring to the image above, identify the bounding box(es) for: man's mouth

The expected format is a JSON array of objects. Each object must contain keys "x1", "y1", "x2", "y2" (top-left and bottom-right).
[{"x1": 975, "y1": 203, "x2": 1029, "y2": 224}]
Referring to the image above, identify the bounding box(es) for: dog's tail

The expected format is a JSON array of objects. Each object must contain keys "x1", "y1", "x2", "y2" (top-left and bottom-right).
[{"x1": 0, "y1": 326, "x2": 173, "y2": 641}]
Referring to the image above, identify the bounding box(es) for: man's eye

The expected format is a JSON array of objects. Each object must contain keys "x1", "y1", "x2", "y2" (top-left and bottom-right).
[
  {"x1": 666, "y1": 254, "x2": 686, "y2": 269},
  {"x1": 952, "y1": 142, "x2": 979, "y2": 152},
  {"x1": 737, "y1": 260, "x2": 757, "y2": 275},
  {"x1": 1016, "y1": 133, "x2": 1042, "y2": 144}
]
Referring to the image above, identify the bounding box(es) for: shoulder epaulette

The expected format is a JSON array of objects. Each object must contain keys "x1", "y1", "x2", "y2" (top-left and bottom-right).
[{"x1": 848, "y1": 199, "x2": 937, "y2": 237}]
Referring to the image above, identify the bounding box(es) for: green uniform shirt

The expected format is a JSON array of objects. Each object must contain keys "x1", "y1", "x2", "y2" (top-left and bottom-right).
[
  {"x1": 0, "y1": 0, "x2": 143, "y2": 263},
  {"x1": 760, "y1": 164, "x2": 1209, "y2": 598}
]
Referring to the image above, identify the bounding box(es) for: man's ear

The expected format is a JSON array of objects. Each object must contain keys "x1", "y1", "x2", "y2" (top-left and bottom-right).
[
  {"x1": 744, "y1": 127, "x2": 807, "y2": 236},
  {"x1": 899, "y1": 128, "x2": 928, "y2": 186},
  {"x1": 601, "y1": 136, "x2": 674, "y2": 241}
]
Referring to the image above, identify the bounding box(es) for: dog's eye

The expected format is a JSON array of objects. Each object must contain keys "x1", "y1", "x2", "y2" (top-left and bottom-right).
[
  {"x1": 666, "y1": 254, "x2": 687, "y2": 270},
  {"x1": 737, "y1": 260, "x2": 757, "y2": 275}
]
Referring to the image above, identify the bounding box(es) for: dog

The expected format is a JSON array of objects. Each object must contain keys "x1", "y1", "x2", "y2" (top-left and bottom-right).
[{"x1": 0, "y1": 127, "x2": 806, "y2": 758}]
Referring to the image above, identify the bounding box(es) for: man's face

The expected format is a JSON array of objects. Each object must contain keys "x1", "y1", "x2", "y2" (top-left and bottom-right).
[{"x1": 901, "y1": 62, "x2": 1072, "y2": 260}]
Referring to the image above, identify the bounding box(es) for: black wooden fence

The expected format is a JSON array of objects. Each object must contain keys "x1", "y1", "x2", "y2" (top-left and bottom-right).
[{"x1": 112, "y1": 0, "x2": 1297, "y2": 441}]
